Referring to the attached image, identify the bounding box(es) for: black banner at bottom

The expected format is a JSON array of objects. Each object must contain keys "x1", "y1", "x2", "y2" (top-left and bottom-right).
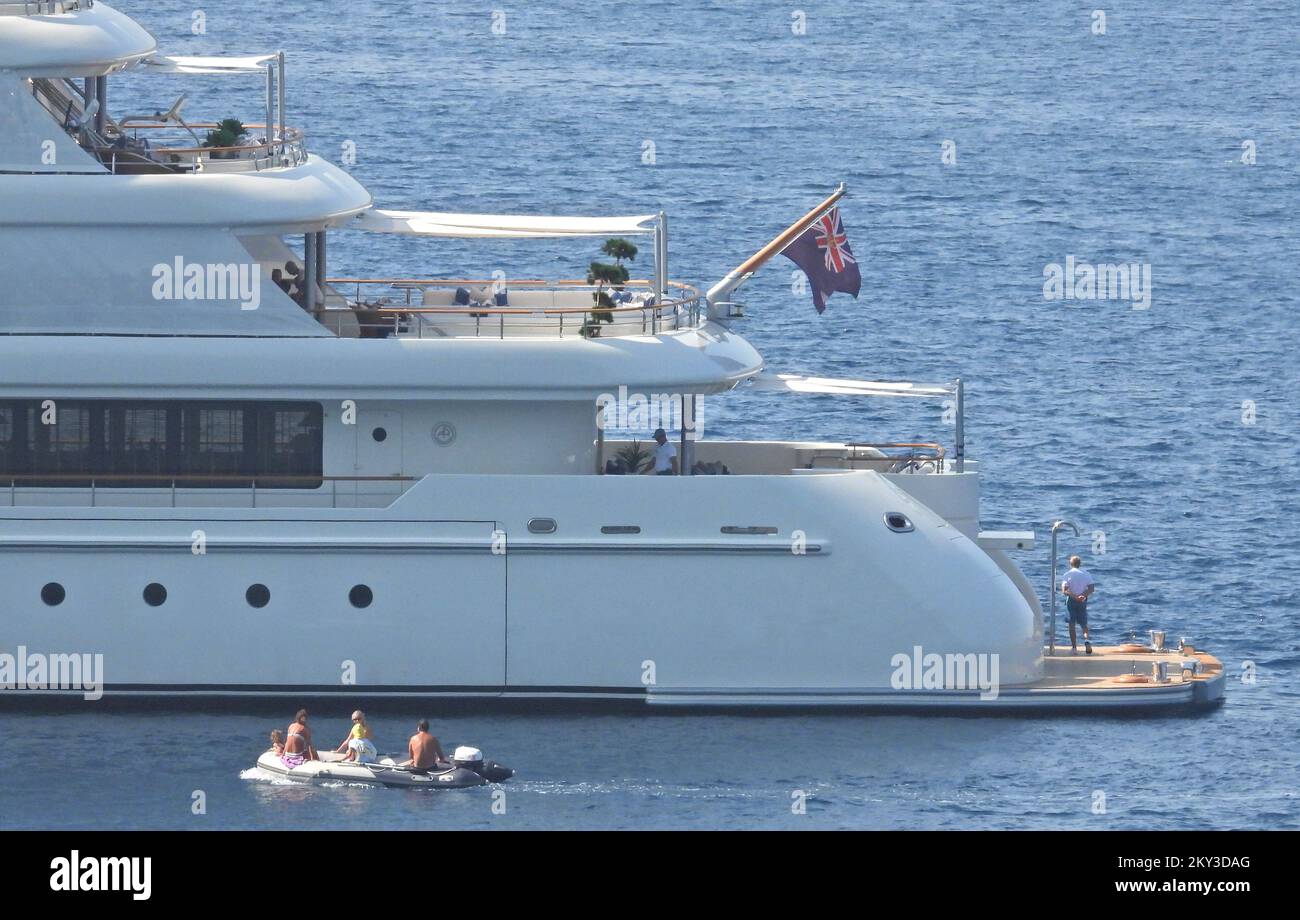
[{"x1": 11, "y1": 830, "x2": 1273, "y2": 905}]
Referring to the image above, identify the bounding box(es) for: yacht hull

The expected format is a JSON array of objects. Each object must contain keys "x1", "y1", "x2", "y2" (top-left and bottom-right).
[{"x1": 0, "y1": 471, "x2": 1219, "y2": 711}]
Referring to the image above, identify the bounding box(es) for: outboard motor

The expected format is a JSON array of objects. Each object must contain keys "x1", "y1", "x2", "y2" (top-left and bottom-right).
[
  {"x1": 452, "y1": 746, "x2": 484, "y2": 771},
  {"x1": 453, "y1": 745, "x2": 514, "y2": 783}
]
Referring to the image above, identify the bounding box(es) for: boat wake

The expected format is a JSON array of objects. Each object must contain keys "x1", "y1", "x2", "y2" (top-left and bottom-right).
[{"x1": 239, "y1": 766, "x2": 295, "y2": 785}]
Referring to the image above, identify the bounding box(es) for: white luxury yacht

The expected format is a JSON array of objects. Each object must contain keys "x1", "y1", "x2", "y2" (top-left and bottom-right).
[{"x1": 0, "y1": 1, "x2": 1223, "y2": 709}]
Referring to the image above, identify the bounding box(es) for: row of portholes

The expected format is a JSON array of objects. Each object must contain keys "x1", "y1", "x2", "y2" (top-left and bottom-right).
[{"x1": 39, "y1": 582, "x2": 375, "y2": 609}]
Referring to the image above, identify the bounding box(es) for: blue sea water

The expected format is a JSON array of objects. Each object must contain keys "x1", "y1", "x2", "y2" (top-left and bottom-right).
[{"x1": 2, "y1": 0, "x2": 1299, "y2": 829}]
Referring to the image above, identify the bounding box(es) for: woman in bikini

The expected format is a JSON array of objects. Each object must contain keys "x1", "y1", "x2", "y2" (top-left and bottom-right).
[{"x1": 282, "y1": 708, "x2": 318, "y2": 767}]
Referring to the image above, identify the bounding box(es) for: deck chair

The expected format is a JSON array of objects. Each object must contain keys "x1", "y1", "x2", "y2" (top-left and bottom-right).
[{"x1": 115, "y1": 94, "x2": 202, "y2": 144}]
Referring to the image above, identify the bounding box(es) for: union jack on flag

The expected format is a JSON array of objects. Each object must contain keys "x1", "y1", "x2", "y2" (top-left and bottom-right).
[
  {"x1": 781, "y1": 205, "x2": 862, "y2": 313},
  {"x1": 813, "y1": 209, "x2": 855, "y2": 273}
]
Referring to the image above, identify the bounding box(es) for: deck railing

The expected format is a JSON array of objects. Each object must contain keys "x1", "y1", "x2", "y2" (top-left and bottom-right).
[
  {"x1": 325, "y1": 278, "x2": 704, "y2": 338},
  {"x1": 95, "y1": 123, "x2": 308, "y2": 173},
  {"x1": 1, "y1": 474, "x2": 414, "y2": 508},
  {"x1": 801, "y1": 443, "x2": 946, "y2": 474},
  {"x1": 845, "y1": 443, "x2": 946, "y2": 474},
  {"x1": 3, "y1": 1, "x2": 92, "y2": 14}
]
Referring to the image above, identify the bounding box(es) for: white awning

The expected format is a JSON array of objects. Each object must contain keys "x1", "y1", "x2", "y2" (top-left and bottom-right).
[
  {"x1": 139, "y1": 54, "x2": 277, "y2": 75},
  {"x1": 749, "y1": 373, "x2": 953, "y2": 398},
  {"x1": 351, "y1": 208, "x2": 657, "y2": 239}
]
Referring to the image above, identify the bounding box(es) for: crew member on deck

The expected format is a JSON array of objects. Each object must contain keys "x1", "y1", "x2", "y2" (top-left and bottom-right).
[
  {"x1": 1061, "y1": 555, "x2": 1096, "y2": 655},
  {"x1": 645, "y1": 427, "x2": 678, "y2": 476}
]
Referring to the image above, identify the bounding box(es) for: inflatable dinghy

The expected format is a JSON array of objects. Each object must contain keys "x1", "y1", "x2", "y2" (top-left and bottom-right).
[{"x1": 256, "y1": 745, "x2": 512, "y2": 788}]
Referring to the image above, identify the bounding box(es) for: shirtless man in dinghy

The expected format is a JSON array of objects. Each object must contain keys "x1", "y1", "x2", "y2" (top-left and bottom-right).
[{"x1": 403, "y1": 719, "x2": 449, "y2": 771}]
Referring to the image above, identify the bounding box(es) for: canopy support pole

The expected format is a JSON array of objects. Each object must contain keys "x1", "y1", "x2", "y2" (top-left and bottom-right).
[
  {"x1": 276, "y1": 51, "x2": 286, "y2": 154},
  {"x1": 94, "y1": 76, "x2": 107, "y2": 135},
  {"x1": 302, "y1": 233, "x2": 316, "y2": 313},
  {"x1": 954, "y1": 378, "x2": 965, "y2": 473},
  {"x1": 655, "y1": 211, "x2": 667, "y2": 307},
  {"x1": 264, "y1": 63, "x2": 273, "y2": 153},
  {"x1": 679, "y1": 401, "x2": 688, "y2": 476},
  {"x1": 681, "y1": 394, "x2": 695, "y2": 475},
  {"x1": 316, "y1": 231, "x2": 327, "y2": 299}
]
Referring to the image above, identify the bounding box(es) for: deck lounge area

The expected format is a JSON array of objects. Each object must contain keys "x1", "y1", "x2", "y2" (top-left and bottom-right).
[
  {"x1": 27, "y1": 51, "x2": 307, "y2": 175},
  {"x1": 599, "y1": 438, "x2": 948, "y2": 476},
  {"x1": 317, "y1": 279, "x2": 704, "y2": 339}
]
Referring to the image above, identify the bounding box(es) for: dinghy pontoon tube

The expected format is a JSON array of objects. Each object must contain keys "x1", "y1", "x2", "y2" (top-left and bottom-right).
[{"x1": 255, "y1": 745, "x2": 513, "y2": 788}]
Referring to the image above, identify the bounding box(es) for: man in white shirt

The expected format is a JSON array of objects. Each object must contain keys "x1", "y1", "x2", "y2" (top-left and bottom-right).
[
  {"x1": 1060, "y1": 555, "x2": 1096, "y2": 654},
  {"x1": 645, "y1": 427, "x2": 678, "y2": 476}
]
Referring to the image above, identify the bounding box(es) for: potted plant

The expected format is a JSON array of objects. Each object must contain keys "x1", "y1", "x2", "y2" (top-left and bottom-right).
[
  {"x1": 582, "y1": 238, "x2": 638, "y2": 337},
  {"x1": 615, "y1": 439, "x2": 651, "y2": 474},
  {"x1": 203, "y1": 118, "x2": 247, "y2": 158}
]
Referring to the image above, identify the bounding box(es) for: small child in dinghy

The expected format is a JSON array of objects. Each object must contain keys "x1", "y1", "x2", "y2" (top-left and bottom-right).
[{"x1": 336, "y1": 710, "x2": 379, "y2": 764}]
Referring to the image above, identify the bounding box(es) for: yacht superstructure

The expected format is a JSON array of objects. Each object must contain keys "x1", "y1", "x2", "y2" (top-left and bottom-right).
[{"x1": 0, "y1": 2, "x2": 1223, "y2": 709}]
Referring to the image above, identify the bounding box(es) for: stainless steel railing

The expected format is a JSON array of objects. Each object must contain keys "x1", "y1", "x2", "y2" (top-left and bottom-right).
[
  {"x1": 325, "y1": 278, "x2": 704, "y2": 339},
  {"x1": 6, "y1": 1, "x2": 92, "y2": 15},
  {"x1": 2, "y1": 474, "x2": 415, "y2": 509}
]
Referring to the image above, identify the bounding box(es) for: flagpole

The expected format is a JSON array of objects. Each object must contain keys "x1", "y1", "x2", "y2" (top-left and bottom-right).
[{"x1": 706, "y1": 183, "x2": 846, "y2": 317}]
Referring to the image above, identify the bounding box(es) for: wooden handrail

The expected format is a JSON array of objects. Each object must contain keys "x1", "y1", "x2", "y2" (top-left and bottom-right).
[
  {"x1": 328, "y1": 277, "x2": 698, "y2": 293},
  {"x1": 367, "y1": 304, "x2": 688, "y2": 316}
]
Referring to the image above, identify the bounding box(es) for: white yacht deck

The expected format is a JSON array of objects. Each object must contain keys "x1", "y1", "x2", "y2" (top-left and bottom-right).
[{"x1": 643, "y1": 646, "x2": 1227, "y2": 709}]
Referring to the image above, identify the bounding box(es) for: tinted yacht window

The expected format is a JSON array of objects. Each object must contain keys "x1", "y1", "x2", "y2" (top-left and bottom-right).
[{"x1": 0, "y1": 400, "x2": 322, "y2": 488}]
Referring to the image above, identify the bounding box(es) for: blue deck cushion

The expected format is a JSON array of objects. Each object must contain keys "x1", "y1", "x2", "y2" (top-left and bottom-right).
[{"x1": 494, "y1": 289, "x2": 509, "y2": 306}]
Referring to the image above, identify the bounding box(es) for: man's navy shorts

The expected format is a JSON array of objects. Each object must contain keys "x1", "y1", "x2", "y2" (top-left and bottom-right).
[{"x1": 1067, "y1": 596, "x2": 1088, "y2": 627}]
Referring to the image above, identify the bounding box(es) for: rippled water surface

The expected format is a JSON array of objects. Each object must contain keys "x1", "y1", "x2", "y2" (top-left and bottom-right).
[{"x1": 1, "y1": 0, "x2": 1297, "y2": 829}]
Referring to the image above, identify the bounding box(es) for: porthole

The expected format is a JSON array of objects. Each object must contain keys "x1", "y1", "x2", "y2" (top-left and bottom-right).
[
  {"x1": 41, "y1": 582, "x2": 65, "y2": 606},
  {"x1": 246, "y1": 584, "x2": 270, "y2": 608},
  {"x1": 528, "y1": 518, "x2": 557, "y2": 534},
  {"x1": 884, "y1": 512, "x2": 914, "y2": 533},
  {"x1": 349, "y1": 584, "x2": 373, "y2": 608},
  {"x1": 372, "y1": 427, "x2": 388, "y2": 442},
  {"x1": 143, "y1": 582, "x2": 168, "y2": 606}
]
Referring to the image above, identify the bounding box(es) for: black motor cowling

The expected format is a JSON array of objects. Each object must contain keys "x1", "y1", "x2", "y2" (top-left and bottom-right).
[
  {"x1": 452, "y1": 746, "x2": 513, "y2": 783},
  {"x1": 476, "y1": 760, "x2": 514, "y2": 783}
]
